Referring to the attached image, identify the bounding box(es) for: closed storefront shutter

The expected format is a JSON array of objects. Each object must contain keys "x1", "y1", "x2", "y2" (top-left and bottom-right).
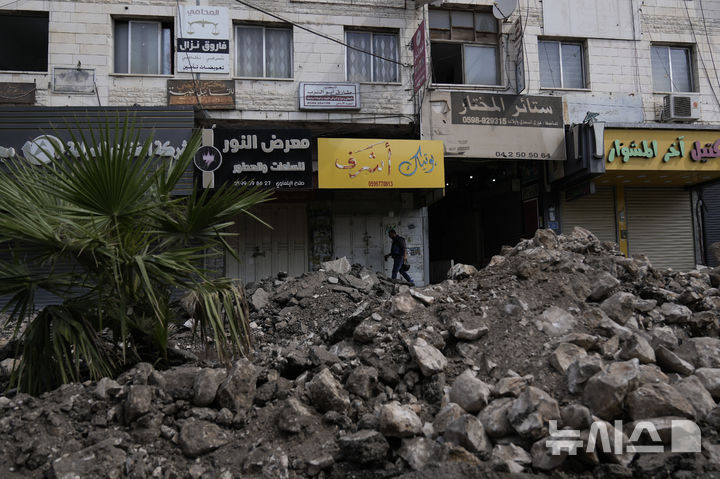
[
  {"x1": 560, "y1": 186, "x2": 617, "y2": 244},
  {"x1": 625, "y1": 188, "x2": 695, "y2": 271},
  {"x1": 702, "y1": 183, "x2": 720, "y2": 267}
]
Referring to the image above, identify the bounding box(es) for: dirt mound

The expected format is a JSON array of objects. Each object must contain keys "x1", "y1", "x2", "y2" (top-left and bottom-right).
[{"x1": 1, "y1": 227, "x2": 720, "y2": 478}]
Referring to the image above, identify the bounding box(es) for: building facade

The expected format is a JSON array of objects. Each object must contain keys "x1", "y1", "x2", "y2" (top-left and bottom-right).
[
  {"x1": 418, "y1": 0, "x2": 720, "y2": 274},
  {"x1": 2, "y1": 0, "x2": 720, "y2": 287}
]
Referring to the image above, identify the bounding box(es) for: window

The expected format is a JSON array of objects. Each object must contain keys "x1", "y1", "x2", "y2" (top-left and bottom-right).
[
  {"x1": 538, "y1": 40, "x2": 585, "y2": 89},
  {"x1": 429, "y1": 10, "x2": 499, "y2": 85},
  {"x1": 651, "y1": 45, "x2": 693, "y2": 92},
  {"x1": 115, "y1": 20, "x2": 172, "y2": 75},
  {"x1": 345, "y1": 31, "x2": 398, "y2": 83},
  {"x1": 0, "y1": 11, "x2": 48, "y2": 72},
  {"x1": 235, "y1": 25, "x2": 292, "y2": 78}
]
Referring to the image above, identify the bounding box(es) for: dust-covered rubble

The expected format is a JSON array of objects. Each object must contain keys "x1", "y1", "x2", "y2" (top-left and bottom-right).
[{"x1": 2, "y1": 227, "x2": 720, "y2": 478}]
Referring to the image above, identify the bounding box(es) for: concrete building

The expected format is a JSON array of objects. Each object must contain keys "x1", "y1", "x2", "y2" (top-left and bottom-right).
[
  {"x1": 2, "y1": 0, "x2": 720, "y2": 290},
  {"x1": 0, "y1": 0, "x2": 440, "y2": 287},
  {"x1": 417, "y1": 0, "x2": 720, "y2": 274}
]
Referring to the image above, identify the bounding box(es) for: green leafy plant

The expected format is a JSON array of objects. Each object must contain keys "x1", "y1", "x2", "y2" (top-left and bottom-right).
[{"x1": 0, "y1": 116, "x2": 271, "y2": 394}]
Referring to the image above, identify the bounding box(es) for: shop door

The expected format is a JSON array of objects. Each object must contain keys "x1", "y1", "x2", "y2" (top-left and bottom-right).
[
  {"x1": 522, "y1": 199, "x2": 539, "y2": 238},
  {"x1": 702, "y1": 183, "x2": 720, "y2": 267},
  {"x1": 561, "y1": 186, "x2": 617, "y2": 243},
  {"x1": 625, "y1": 188, "x2": 695, "y2": 271},
  {"x1": 333, "y1": 214, "x2": 385, "y2": 274},
  {"x1": 226, "y1": 204, "x2": 308, "y2": 283}
]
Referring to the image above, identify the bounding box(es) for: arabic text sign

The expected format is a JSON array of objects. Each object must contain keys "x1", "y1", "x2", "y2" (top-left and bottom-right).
[
  {"x1": 299, "y1": 82, "x2": 360, "y2": 110},
  {"x1": 208, "y1": 129, "x2": 313, "y2": 190},
  {"x1": 176, "y1": 6, "x2": 229, "y2": 74},
  {"x1": 318, "y1": 138, "x2": 444, "y2": 189},
  {"x1": 412, "y1": 21, "x2": 426, "y2": 93},
  {"x1": 604, "y1": 129, "x2": 720, "y2": 171},
  {"x1": 451, "y1": 93, "x2": 562, "y2": 128},
  {"x1": 167, "y1": 80, "x2": 234, "y2": 109}
]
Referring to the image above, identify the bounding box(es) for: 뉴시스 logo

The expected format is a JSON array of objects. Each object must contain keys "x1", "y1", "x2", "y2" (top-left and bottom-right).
[
  {"x1": 546, "y1": 419, "x2": 701, "y2": 456},
  {"x1": 193, "y1": 145, "x2": 222, "y2": 172}
]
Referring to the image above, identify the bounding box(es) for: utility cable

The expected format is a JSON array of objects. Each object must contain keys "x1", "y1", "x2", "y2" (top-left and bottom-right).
[
  {"x1": 698, "y1": 0, "x2": 720, "y2": 95},
  {"x1": 680, "y1": 0, "x2": 720, "y2": 109},
  {"x1": 233, "y1": 0, "x2": 412, "y2": 68}
]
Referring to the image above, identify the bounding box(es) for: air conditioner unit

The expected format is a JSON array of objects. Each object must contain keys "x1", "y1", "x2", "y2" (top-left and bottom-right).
[{"x1": 661, "y1": 94, "x2": 700, "y2": 122}]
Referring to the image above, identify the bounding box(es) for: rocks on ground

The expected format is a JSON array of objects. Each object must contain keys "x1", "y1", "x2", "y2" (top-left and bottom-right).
[{"x1": 2, "y1": 229, "x2": 720, "y2": 478}]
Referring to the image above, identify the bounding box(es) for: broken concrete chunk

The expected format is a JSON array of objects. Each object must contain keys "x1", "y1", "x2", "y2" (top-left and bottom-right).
[
  {"x1": 673, "y1": 375, "x2": 717, "y2": 419},
  {"x1": 600, "y1": 292, "x2": 636, "y2": 326},
  {"x1": 618, "y1": 334, "x2": 655, "y2": 364},
  {"x1": 550, "y1": 343, "x2": 587, "y2": 373},
  {"x1": 178, "y1": 419, "x2": 230, "y2": 458},
  {"x1": 626, "y1": 383, "x2": 696, "y2": 420},
  {"x1": 193, "y1": 368, "x2": 227, "y2": 407},
  {"x1": 443, "y1": 414, "x2": 492, "y2": 458},
  {"x1": 695, "y1": 368, "x2": 720, "y2": 400},
  {"x1": 478, "y1": 397, "x2": 514, "y2": 438},
  {"x1": 338, "y1": 430, "x2": 389, "y2": 464},
  {"x1": 379, "y1": 401, "x2": 423, "y2": 438},
  {"x1": 655, "y1": 346, "x2": 695, "y2": 376},
  {"x1": 408, "y1": 337, "x2": 447, "y2": 377},
  {"x1": 534, "y1": 306, "x2": 576, "y2": 337},
  {"x1": 215, "y1": 360, "x2": 257, "y2": 415},
  {"x1": 307, "y1": 368, "x2": 350, "y2": 413},
  {"x1": 447, "y1": 263, "x2": 477, "y2": 280},
  {"x1": 448, "y1": 369, "x2": 491, "y2": 414},
  {"x1": 587, "y1": 272, "x2": 620, "y2": 302},
  {"x1": 582, "y1": 360, "x2": 639, "y2": 420},
  {"x1": 660, "y1": 302, "x2": 693, "y2": 324},
  {"x1": 507, "y1": 386, "x2": 560, "y2": 440},
  {"x1": 321, "y1": 257, "x2": 351, "y2": 275}
]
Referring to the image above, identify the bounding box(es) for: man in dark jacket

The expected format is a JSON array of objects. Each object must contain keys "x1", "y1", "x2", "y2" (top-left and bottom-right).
[{"x1": 384, "y1": 229, "x2": 414, "y2": 285}]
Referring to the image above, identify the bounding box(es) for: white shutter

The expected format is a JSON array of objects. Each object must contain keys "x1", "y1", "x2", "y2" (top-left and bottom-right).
[
  {"x1": 625, "y1": 188, "x2": 694, "y2": 271},
  {"x1": 560, "y1": 186, "x2": 617, "y2": 244}
]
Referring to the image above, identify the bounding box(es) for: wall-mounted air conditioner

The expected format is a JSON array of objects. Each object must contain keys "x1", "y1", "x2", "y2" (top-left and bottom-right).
[{"x1": 661, "y1": 94, "x2": 700, "y2": 122}]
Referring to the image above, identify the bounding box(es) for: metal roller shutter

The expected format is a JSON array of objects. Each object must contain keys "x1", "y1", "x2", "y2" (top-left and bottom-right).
[
  {"x1": 701, "y1": 183, "x2": 720, "y2": 267},
  {"x1": 560, "y1": 186, "x2": 617, "y2": 244},
  {"x1": 625, "y1": 188, "x2": 694, "y2": 271}
]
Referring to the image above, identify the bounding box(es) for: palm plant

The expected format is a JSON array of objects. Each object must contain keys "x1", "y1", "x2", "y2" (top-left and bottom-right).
[{"x1": 0, "y1": 116, "x2": 271, "y2": 394}]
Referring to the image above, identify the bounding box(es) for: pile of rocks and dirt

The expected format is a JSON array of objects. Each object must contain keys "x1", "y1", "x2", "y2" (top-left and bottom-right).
[{"x1": 1, "y1": 227, "x2": 720, "y2": 478}]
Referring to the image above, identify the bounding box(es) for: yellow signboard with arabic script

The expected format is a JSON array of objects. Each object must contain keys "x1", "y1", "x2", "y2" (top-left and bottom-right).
[
  {"x1": 605, "y1": 129, "x2": 720, "y2": 171},
  {"x1": 318, "y1": 138, "x2": 445, "y2": 189}
]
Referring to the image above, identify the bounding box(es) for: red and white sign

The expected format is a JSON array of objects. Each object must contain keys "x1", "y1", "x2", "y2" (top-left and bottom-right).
[{"x1": 412, "y1": 21, "x2": 427, "y2": 94}]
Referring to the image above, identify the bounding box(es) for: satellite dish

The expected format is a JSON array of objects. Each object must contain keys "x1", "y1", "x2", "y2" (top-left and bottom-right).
[{"x1": 493, "y1": 0, "x2": 517, "y2": 20}]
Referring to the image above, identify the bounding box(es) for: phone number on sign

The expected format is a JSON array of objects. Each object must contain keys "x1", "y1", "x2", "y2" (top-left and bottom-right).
[
  {"x1": 461, "y1": 116, "x2": 508, "y2": 125},
  {"x1": 495, "y1": 151, "x2": 553, "y2": 159}
]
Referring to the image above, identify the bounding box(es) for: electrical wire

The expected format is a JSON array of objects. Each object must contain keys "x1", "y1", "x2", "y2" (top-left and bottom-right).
[
  {"x1": 0, "y1": 0, "x2": 26, "y2": 11},
  {"x1": 232, "y1": 0, "x2": 411, "y2": 68},
  {"x1": 0, "y1": 86, "x2": 36, "y2": 100},
  {"x1": 698, "y1": 0, "x2": 720, "y2": 95},
  {"x1": 680, "y1": 0, "x2": 720, "y2": 109}
]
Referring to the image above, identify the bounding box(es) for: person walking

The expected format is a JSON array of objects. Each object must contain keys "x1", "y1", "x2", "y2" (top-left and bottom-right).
[{"x1": 384, "y1": 229, "x2": 414, "y2": 285}]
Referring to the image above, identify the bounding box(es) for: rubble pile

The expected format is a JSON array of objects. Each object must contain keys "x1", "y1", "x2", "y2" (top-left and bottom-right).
[{"x1": 2, "y1": 227, "x2": 720, "y2": 478}]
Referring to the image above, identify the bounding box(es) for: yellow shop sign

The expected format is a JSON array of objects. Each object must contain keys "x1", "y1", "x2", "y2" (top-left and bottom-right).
[
  {"x1": 604, "y1": 129, "x2": 720, "y2": 171},
  {"x1": 318, "y1": 138, "x2": 445, "y2": 189}
]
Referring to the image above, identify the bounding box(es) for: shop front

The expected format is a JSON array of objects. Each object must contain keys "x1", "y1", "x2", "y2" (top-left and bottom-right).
[
  {"x1": 0, "y1": 106, "x2": 196, "y2": 308},
  {"x1": 317, "y1": 138, "x2": 445, "y2": 286},
  {"x1": 560, "y1": 126, "x2": 720, "y2": 271},
  {"x1": 193, "y1": 127, "x2": 314, "y2": 283},
  {"x1": 420, "y1": 90, "x2": 566, "y2": 278}
]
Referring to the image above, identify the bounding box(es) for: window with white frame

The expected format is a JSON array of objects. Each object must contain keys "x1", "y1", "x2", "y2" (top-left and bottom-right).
[
  {"x1": 114, "y1": 19, "x2": 172, "y2": 75},
  {"x1": 235, "y1": 25, "x2": 292, "y2": 78},
  {"x1": 429, "y1": 9, "x2": 499, "y2": 85},
  {"x1": 0, "y1": 11, "x2": 48, "y2": 72},
  {"x1": 345, "y1": 31, "x2": 398, "y2": 83},
  {"x1": 538, "y1": 40, "x2": 585, "y2": 89},
  {"x1": 651, "y1": 45, "x2": 693, "y2": 92}
]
